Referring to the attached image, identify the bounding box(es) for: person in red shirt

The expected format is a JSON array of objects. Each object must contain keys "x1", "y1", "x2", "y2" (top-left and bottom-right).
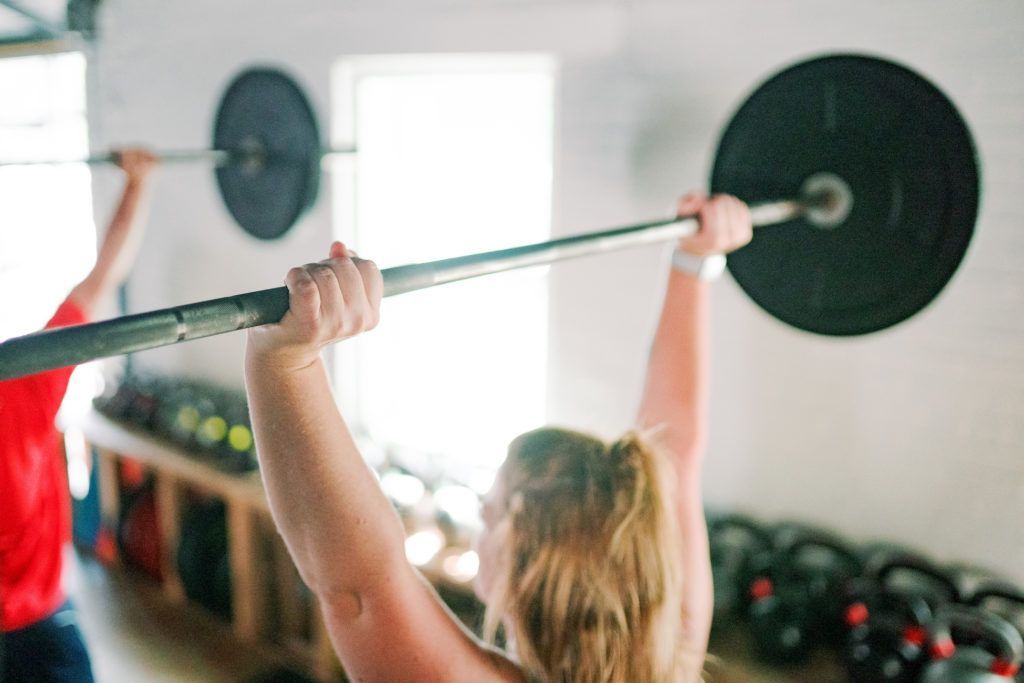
[{"x1": 0, "y1": 148, "x2": 157, "y2": 682}]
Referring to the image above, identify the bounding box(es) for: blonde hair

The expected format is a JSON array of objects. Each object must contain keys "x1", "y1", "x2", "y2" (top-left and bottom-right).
[{"x1": 482, "y1": 427, "x2": 686, "y2": 683}]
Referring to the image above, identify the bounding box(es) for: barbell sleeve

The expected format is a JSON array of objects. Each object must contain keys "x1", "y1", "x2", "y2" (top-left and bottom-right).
[{"x1": 0, "y1": 199, "x2": 803, "y2": 381}]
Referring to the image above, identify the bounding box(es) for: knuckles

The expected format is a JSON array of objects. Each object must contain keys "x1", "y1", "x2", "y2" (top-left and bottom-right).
[{"x1": 282, "y1": 252, "x2": 383, "y2": 345}]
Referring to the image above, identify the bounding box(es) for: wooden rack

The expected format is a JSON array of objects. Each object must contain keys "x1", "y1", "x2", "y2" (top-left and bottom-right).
[{"x1": 72, "y1": 409, "x2": 339, "y2": 681}]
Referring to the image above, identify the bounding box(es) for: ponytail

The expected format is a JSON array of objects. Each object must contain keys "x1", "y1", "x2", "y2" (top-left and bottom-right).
[{"x1": 483, "y1": 428, "x2": 686, "y2": 682}]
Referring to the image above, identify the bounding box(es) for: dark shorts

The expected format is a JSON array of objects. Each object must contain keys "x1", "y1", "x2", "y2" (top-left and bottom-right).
[{"x1": 1, "y1": 601, "x2": 94, "y2": 683}]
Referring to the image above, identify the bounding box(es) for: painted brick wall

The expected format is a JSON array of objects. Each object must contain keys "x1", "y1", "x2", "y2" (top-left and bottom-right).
[{"x1": 90, "y1": 0, "x2": 1024, "y2": 581}]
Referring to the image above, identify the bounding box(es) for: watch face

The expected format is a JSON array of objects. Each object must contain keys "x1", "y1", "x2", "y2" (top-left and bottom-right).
[{"x1": 711, "y1": 54, "x2": 978, "y2": 336}]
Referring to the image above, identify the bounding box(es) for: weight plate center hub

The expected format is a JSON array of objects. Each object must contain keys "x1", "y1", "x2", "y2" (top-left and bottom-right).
[{"x1": 801, "y1": 172, "x2": 854, "y2": 230}]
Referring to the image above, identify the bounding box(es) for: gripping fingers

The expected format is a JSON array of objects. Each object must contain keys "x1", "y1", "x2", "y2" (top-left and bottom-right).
[
  {"x1": 676, "y1": 191, "x2": 707, "y2": 219},
  {"x1": 354, "y1": 259, "x2": 383, "y2": 330},
  {"x1": 285, "y1": 266, "x2": 321, "y2": 327},
  {"x1": 328, "y1": 257, "x2": 371, "y2": 334},
  {"x1": 305, "y1": 262, "x2": 345, "y2": 335}
]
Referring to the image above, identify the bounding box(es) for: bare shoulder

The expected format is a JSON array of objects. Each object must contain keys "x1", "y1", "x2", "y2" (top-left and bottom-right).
[{"x1": 482, "y1": 645, "x2": 529, "y2": 682}]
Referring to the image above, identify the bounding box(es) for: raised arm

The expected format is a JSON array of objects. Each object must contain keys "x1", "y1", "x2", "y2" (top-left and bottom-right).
[
  {"x1": 244, "y1": 242, "x2": 520, "y2": 682},
  {"x1": 67, "y1": 148, "x2": 157, "y2": 316},
  {"x1": 635, "y1": 193, "x2": 752, "y2": 658}
]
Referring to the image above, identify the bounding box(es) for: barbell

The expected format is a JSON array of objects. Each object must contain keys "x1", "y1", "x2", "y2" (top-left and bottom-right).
[
  {"x1": 0, "y1": 54, "x2": 979, "y2": 382},
  {"x1": 0, "y1": 67, "x2": 354, "y2": 240}
]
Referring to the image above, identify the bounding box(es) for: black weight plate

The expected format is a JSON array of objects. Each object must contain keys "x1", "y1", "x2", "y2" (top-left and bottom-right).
[
  {"x1": 711, "y1": 54, "x2": 979, "y2": 336},
  {"x1": 214, "y1": 67, "x2": 321, "y2": 240}
]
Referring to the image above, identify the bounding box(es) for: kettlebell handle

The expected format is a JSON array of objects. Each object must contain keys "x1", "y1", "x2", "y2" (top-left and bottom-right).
[
  {"x1": 778, "y1": 526, "x2": 863, "y2": 572},
  {"x1": 710, "y1": 513, "x2": 773, "y2": 546},
  {"x1": 969, "y1": 580, "x2": 1024, "y2": 610},
  {"x1": 929, "y1": 604, "x2": 1024, "y2": 675},
  {"x1": 875, "y1": 553, "x2": 965, "y2": 603}
]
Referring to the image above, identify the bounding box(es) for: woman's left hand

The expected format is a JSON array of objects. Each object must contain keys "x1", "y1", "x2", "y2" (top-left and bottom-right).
[{"x1": 675, "y1": 192, "x2": 753, "y2": 256}]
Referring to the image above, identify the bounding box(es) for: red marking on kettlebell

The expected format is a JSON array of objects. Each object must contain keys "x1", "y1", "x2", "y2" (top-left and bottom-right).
[
  {"x1": 844, "y1": 602, "x2": 869, "y2": 627},
  {"x1": 902, "y1": 625, "x2": 928, "y2": 647},
  {"x1": 930, "y1": 638, "x2": 955, "y2": 660},
  {"x1": 990, "y1": 658, "x2": 1020, "y2": 677},
  {"x1": 750, "y1": 577, "x2": 773, "y2": 600}
]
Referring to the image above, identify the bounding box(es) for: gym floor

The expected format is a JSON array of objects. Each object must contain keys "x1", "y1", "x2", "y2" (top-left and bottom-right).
[{"x1": 69, "y1": 549, "x2": 294, "y2": 682}]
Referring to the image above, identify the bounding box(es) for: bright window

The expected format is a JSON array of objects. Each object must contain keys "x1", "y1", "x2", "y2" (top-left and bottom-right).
[
  {"x1": 0, "y1": 51, "x2": 93, "y2": 341},
  {"x1": 332, "y1": 54, "x2": 556, "y2": 487}
]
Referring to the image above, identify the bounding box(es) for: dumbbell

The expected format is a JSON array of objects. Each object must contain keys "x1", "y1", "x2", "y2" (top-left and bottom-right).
[
  {"x1": 842, "y1": 552, "x2": 963, "y2": 682},
  {"x1": 152, "y1": 379, "x2": 191, "y2": 439},
  {"x1": 706, "y1": 511, "x2": 772, "y2": 631},
  {"x1": 215, "y1": 398, "x2": 257, "y2": 473},
  {"x1": 124, "y1": 375, "x2": 163, "y2": 430},
  {"x1": 920, "y1": 604, "x2": 1024, "y2": 682},
  {"x1": 747, "y1": 525, "x2": 863, "y2": 663}
]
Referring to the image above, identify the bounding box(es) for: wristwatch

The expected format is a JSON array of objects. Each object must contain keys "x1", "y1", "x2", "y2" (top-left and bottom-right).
[{"x1": 671, "y1": 249, "x2": 727, "y2": 281}]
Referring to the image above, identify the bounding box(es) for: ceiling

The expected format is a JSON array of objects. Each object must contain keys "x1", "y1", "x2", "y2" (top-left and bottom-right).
[{"x1": 0, "y1": 0, "x2": 75, "y2": 44}]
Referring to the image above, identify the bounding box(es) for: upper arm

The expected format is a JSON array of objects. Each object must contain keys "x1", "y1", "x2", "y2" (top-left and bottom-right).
[
  {"x1": 319, "y1": 562, "x2": 522, "y2": 682},
  {"x1": 675, "y1": 470, "x2": 713, "y2": 655}
]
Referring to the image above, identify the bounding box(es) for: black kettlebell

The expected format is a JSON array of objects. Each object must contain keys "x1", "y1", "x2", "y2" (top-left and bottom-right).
[
  {"x1": 844, "y1": 587, "x2": 932, "y2": 682},
  {"x1": 177, "y1": 498, "x2": 232, "y2": 620},
  {"x1": 748, "y1": 525, "x2": 862, "y2": 663},
  {"x1": 920, "y1": 604, "x2": 1024, "y2": 682},
  {"x1": 707, "y1": 511, "x2": 772, "y2": 631},
  {"x1": 970, "y1": 581, "x2": 1024, "y2": 682},
  {"x1": 841, "y1": 551, "x2": 962, "y2": 682}
]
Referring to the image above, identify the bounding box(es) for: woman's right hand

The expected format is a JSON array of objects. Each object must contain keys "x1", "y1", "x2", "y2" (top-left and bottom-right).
[{"x1": 247, "y1": 241, "x2": 383, "y2": 371}]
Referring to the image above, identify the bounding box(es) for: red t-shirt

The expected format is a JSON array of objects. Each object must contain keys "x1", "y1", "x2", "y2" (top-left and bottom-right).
[{"x1": 0, "y1": 299, "x2": 87, "y2": 631}]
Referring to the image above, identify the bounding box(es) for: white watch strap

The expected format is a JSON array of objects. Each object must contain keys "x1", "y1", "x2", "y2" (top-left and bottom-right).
[{"x1": 671, "y1": 249, "x2": 727, "y2": 281}]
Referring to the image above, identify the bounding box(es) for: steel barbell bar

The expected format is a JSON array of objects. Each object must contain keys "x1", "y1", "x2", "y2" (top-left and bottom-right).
[
  {"x1": 0, "y1": 53, "x2": 981, "y2": 378},
  {"x1": 0, "y1": 198, "x2": 809, "y2": 382},
  {"x1": 0, "y1": 145, "x2": 357, "y2": 168},
  {"x1": 0, "y1": 66, "x2": 349, "y2": 241}
]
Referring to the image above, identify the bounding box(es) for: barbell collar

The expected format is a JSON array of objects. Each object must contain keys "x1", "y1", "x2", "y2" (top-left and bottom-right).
[{"x1": 0, "y1": 198, "x2": 803, "y2": 382}]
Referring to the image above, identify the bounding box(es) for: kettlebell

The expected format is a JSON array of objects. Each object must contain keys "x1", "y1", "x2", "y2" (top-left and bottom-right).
[
  {"x1": 920, "y1": 604, "x2": 1024, "y2": 682},
  {"x1": 841, "y1": 550, "x2": 962, "y2": 682},
  {"x1": 177, "y1": 498, "x2": 232, "y2": 620},
  {"x1": 844, "y1": 587, "x2": 932, "y2": 682},
  {"x1": 748, "y1": 525, "x2": 862, "y2": 663},
  {"x1": 707, "y1": 511, "x2": 772, "y2": 631},
  {"x1": 970, "y1": 581, "x2": 1024, "y2": 681}
]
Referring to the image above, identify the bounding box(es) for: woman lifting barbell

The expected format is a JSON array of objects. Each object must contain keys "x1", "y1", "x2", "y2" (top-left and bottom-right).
[{"x1": 244, "y1": 191, "x2": 751, "y2": 682}]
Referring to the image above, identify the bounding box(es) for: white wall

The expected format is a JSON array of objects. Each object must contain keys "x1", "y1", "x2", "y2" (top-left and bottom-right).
[{"x1": 89, "y1": 0, "x2": 1024, "y2": 582}]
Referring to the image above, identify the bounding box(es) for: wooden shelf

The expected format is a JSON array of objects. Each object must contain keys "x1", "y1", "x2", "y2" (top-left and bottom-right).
[{"x1": 69, "y1": 409, "x2": 338, "y2": 682}]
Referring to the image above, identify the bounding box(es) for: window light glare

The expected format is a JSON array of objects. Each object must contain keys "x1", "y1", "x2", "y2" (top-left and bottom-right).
[
  {"x1": 381, "y1": 471, "x2": 427, "y2": 508},
  {"x1": 64, "y1": 428, "x2": 90, "y2": 500},
  {"x1": 442, "y1": 550, "x2": 479, "y2": 582},
  {"x1": 405, "y1": 528, "x2": 445, "y2": 567},
  {"x1": 433, "y1": 484, "x2": 481, "y2": 527},
  {"x1": 334, "y1": 55, "x2": 553, "y2": 477}
]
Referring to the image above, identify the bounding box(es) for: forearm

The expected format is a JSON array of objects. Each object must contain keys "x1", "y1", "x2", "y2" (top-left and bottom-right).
[
  {"x1": 68, "y1": 177, "x2": 153, "y2": 313},
  {"x1": 637, "y1": 268, "x2": 710, "y2": 462},
  {"x1": 244, "y1": 350, "x2": 406, "y2": 598}
]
